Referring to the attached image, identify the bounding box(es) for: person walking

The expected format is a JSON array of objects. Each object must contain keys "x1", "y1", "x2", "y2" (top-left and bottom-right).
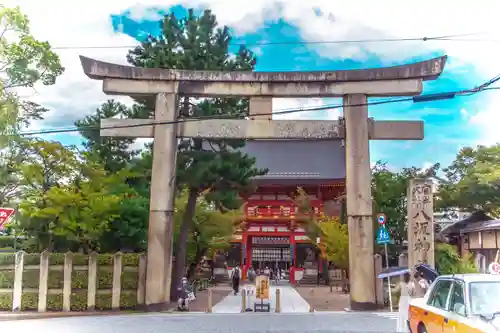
[
  {"x1": 414, "y1": 271, "x2": 430, "y2": 297},
  {"x1": 231, "y1": 266, "x2": 241, "y2": 295},
  {"x1": 395, "y1": 273, "x2": 415, "y2": 333},
  {"x1": 247, "y1": 266, "x2": 256, "y2": 284}
]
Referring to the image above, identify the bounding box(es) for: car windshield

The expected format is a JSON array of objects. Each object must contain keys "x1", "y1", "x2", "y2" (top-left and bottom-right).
[{"x1": 469, "y1": 281, "x2": 500, "y2": 315}]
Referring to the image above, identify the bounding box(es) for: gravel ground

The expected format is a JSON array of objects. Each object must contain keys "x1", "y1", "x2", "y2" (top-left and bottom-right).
[{"x1": 294, "y1": 286, "x2": 350, "y2": 311}]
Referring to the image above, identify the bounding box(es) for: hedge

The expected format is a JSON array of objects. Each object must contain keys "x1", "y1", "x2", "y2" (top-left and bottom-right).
[{"x1": 0, "y1": 252, "x2": 142, "y2": 311}]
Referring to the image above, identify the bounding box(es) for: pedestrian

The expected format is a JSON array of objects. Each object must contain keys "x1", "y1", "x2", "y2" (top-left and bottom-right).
[
  {"x1": 395, "y1": 273, "x2": 415, "y2": 333},
  {"x1": 414, "y1": 271, "x2": 429, "y2": 297},
  {"x1": 177, "y1": 277, "x2": 193, "y2": 311},
  {"x1": 247, "y1": 266, "x2": 256, "y2": 284},
  {"x1": 231, "y1": 266, "x2": 241, "y2": 295}
]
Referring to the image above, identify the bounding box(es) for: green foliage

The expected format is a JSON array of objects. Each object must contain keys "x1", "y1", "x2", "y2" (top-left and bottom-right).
[
  {"x1": 75, "y1": 100, "x2": 140, "y2": 173},
  {"x1": 0, "y1": 4, "x2": 64, "y2": 141},
  {"x1": 16, "y1": 139, "x2": 137, "y2": 253},
  {"x1": 371, "y1": 161, "x2": 440, "y2": 254},
  {"x1": 293, "y1": 188, "x2": 348, "y2": 268},
  {"x1": 435, "y1": 243, "x2": 478, "y2": 274},
  {"x1": 318, "y1": 216, "x2": 349, "y2": 269},
  {"x1": 437, "y1": 145, "x2": 500, "y2": 217},
  {"x1": 175, "y1": 188, "x2": 237, "y2": 275}
]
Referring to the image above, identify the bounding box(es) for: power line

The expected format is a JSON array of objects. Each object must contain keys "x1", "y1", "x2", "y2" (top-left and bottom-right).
[
  {"x1": 50, "y1": 32, "x2": 487, "y2": 50},
  {"x1": 19, "y1": 85, "x2": 498, "y2": 137},
  {"x1": 18, "y1": 69, "x2": 500, "y2": 137}
]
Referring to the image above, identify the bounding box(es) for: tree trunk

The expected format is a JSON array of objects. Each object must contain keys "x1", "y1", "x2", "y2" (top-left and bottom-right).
[
  {"x1": 170, "y1": 187, "x2": 198, "y2": 301},
  {"x1": 187, "y1": 246, "x2": 206, "y2": 280}
]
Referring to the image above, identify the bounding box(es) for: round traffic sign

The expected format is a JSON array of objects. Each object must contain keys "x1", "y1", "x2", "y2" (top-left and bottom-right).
[
  {"x1": 377, "y1": 214, "x2": 386, "y2": 224},
  {"x1": 489, "y1": 262, "x2": 500, "y2": 275}
]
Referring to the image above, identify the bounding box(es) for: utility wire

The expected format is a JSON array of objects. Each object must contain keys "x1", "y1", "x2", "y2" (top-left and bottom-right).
[
  {"x1": 20, "y1": 97, "x2": 412, "y2": 136},
  {"x1": 50, "y1": 32, "x2": 487, "y2": 50},
  {"x1": 19, "y1": 82, "x2": 500, "y2": 137}
]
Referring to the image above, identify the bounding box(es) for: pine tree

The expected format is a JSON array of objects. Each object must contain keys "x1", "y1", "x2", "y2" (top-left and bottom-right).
[
  {"x1": 75, "y1": 100, "x2": 140, "y2": 173},
  {"x1": 127, "y1": 9, "x2": 267, "y2": 299}
]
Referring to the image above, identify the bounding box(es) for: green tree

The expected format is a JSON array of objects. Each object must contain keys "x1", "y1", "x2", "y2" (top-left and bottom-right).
[
  {"x1": 0, "y1": 139, "x2": 27, "y2": 206},
  {"x1": 75, "y1": 100, "x2": 140, "y2": 173},
  {"x1": 17, "y1": 139, "x2": 82, "y2": 251},
  {"x1": 0, "y1": 4, "x2": 64, "y2": 139},
  {"x1": 23, "y1": 156, "x2": 130, "y2": 253},
  {"x1": 371, "y1": 161, "x2": 440, "y2": 254},
  {"x1": 126, "y1": 8, "x2": 266, "y2": 298},
  {"x1": 75, "y1": 101, "x2": 153, "y2": 253},
  {"x1": 437, "y1": 145, "x2": 500, "y2": 217},
  {"x1": 0, "y1": 5, "x2": 64, "y2": 212},
  {"x1": 435, "y1": 243, "x2": 477, "y2": 274},
  {"x1": 17, "y1": 139, "x2": 136, "y2": 253},
  {"x1": 173, "y1": 189, "x2": 238, "y2": 278},
  {"x1": 318, "y1": 216, "x2": 349, "y2": 269}
]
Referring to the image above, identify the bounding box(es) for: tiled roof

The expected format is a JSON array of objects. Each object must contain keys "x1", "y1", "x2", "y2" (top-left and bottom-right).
[{"x1": 241, "y1": 139, "x2": 345, "y2": 183}]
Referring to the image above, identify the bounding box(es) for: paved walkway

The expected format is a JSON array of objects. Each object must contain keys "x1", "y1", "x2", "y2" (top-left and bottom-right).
[{"x1": 212, "y1": 284, "x2": 310, "y2": 313}]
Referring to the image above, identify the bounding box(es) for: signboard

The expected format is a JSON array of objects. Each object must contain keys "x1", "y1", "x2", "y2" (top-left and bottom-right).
[
  {"x1": 489, "y1": 262, "x2": 500, "y2": 275},
  {"x1": 0, "y1": 208, "x2": 15, "y2": 230},
  {"x1": 376, "y1": 226, "x2": 391, "y2": 245},
  {"x1": 377, "y1": 213, "x2": 386, "y2": 225},
  {"x1": 255, "y1": 275, "x2": 270, "y2": 300},
  {"x1": 252, "y1": 236, "x2": 289, "y2": 245}
]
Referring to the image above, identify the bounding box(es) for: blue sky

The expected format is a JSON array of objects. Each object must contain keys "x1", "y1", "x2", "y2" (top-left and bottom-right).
[
  {"x1": 104, "y1": 5, "x2": 484, "y2": 170},
  {"x1": 16, "y1": 1, "x2": 500, "y2": 171}
]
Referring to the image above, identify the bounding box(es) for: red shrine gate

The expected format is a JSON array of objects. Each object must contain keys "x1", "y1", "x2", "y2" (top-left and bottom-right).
[{"x1": 222, "y1": 140, "x2": 345, "y2": 284}]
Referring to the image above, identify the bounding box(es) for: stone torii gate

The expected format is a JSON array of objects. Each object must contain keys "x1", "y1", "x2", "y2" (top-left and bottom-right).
[{"x1": 79, "y1": 55, "x2": 446, "y2": 310}]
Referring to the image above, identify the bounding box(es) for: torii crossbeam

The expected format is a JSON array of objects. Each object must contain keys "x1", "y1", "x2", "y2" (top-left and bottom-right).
[{"x1": 80, "y1": 55, "x2": 446, "y2": 310}]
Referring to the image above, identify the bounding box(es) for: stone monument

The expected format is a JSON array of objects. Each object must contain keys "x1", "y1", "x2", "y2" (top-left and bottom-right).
[{"x1": 407, "y1": 178, "x2": 435, "y2": 269}]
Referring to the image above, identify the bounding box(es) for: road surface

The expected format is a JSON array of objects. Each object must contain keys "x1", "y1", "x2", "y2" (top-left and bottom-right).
[{"x1": 0, "y1": 311, "x2": 400, "y2": 332}]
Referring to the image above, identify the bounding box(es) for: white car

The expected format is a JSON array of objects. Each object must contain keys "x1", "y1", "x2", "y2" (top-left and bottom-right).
[{"x1": 409, "y1": 274, "x2": 500, "y2": 332}]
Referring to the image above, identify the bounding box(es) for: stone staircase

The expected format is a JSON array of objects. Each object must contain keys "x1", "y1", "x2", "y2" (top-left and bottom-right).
[{"x1": 297, "y1": 274, "x2": 320, "y2": 285}]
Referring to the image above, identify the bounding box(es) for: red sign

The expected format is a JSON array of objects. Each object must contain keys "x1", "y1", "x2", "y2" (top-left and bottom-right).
[
  {"x1": 489, "y1": 262, "x2": 500, "y2": 275},
  {"x1": 0, "y1": 208, "x2": 15, "y2": 230},
  {"x1": 377, "y1": 213, "x2": 386, "y2": 225}
]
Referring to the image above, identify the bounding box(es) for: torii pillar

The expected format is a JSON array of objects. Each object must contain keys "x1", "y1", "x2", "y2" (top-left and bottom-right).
[{"x1": 79, "y1": 55, "x2": 446, "y2": 309}]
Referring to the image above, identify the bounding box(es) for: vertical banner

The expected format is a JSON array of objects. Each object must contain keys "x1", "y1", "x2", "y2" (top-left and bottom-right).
[{"x1": 255, "y1": 275, "x2": 270, "y2": 300}]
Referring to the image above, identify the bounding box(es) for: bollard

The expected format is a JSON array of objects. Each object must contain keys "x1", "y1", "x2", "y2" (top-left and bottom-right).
[
  {"x1": 241, "y1": 290, "x2": 246, "y2": 313},
  {"x1": 206, "y1": 289, "x2": 212, "y2": 313},
  {"x1": 275, "y1": 289, "x2": 281, "y2": 313}
]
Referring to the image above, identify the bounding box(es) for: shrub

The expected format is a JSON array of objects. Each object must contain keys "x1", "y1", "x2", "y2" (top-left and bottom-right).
[{"x1": 435, "y1": 243, "x2": 478, "y2": 275}]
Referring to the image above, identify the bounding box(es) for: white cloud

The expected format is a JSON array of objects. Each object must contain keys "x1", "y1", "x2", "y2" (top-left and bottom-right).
[
  {"x1": 272, "y1": 98, "x2": 342, "y2": 120},
  {"x1": 6, "y1": 0, "x2": 500, "y2": 145},
  {"x1": 469, "y1": 92, "x2": 500, "y2": 145}
]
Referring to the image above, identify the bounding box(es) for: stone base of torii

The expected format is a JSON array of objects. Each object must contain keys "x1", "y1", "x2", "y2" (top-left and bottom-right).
[{"x1": 79, "y1": 55, "x2": 446, "y2": 310}]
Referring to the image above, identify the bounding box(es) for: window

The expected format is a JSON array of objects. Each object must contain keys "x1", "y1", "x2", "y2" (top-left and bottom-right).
[
  {"x1": 469, "y1": 281, "x2": 500, "y2": 315},
  {"x1": 449, "y1": 281, "x2": 466, "y2": 316},
  {"x1": 428, "y1": 280, "x2": 453, "y2": 310}
]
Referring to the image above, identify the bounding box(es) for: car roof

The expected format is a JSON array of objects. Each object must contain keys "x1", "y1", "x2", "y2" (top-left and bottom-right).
[{"x1": 438, "y1": 273, "x2": 500, "y2": 283}]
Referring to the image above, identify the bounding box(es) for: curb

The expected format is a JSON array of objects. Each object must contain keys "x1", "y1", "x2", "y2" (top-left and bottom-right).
[{"x1": 0, "y1": 310, "x2": 147, "y2": 321}]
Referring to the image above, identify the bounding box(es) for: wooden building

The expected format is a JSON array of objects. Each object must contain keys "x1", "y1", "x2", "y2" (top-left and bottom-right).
[
  {"x1": 439, "y1": 211, "x2": 500, "y2": 272},
  {"x1": 222, "y1": 139, "x2": 345, "y2": 284}
]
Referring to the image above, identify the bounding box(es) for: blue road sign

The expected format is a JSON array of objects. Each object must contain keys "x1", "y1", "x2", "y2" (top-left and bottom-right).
[
  {"x1": 377, "y1": 213, "x2": 386, "y2": 224},
  {"x1": 376, "y1": 226, "x2": 391, "y2": 245}
]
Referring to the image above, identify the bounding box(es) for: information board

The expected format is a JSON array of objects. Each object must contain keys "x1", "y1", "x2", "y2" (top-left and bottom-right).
[{"x1": 255, "y1": 275, "x2": 270, "y2": 300}]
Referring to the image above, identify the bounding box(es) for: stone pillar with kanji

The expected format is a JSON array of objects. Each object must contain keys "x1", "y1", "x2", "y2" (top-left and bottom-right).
[{"x1": 407, "y1": 178, "x2": 435, "y2": 269}]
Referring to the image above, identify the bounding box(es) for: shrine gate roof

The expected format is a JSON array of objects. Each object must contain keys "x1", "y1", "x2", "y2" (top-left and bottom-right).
[{"x1": 241, "y1": 140, "x2": 345, "y2": 184}]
